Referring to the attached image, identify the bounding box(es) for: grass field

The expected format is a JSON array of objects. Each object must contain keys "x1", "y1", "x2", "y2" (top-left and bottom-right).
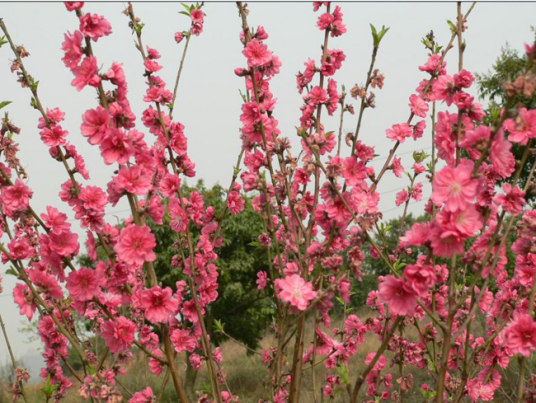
[{"x1": 0, "y1": 312, "x2": 532, "y2": 402}]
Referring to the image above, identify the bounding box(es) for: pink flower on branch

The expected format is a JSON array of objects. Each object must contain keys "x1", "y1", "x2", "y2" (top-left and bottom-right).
[
  {"x1": 275, "y1": 274, "x2": 317, "y2": 311},
  {"x1": 79, "y1": 13, "x2": 112, "y2": 42},
  {"x1": 101, "y1": 316, "x2": 136, "y2": 354},
  {"x1": 139, "y1": 286, "x2": 179, "y2": 323},
  {"x1": 71, "y1": 56, "x2": 100, "y2": 91},
  {"x1": 114, "y1": 224, "x2": 156, "y2": 266}
]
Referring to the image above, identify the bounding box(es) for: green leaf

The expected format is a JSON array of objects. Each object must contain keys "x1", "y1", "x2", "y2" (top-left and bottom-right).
[
  {"x1": 42, "y1": 375, "x2": 58, "y2": 398},
  {"x1": 421, "y1": 37, "x2": 431, "y2": 49},
  {"x1": 370, "y1": 24, "x2": 378, "y2": 46},
  {"x1": 336, "y1": 365, "x2": 349, "y2": 386},
  {"x1": 238, "y1": 89, "x2": 247, "y2": 103},
  {"x1": 393, "y1": 260, "x2": 406, "y2": 272},
  {"x1": 214, "y1": 319, "x2": 225, "y2": 334},
  {"x1": 447, "y1": 20, "x2": 457, "y2": 34},
  {"x1": 5, "y1": 267, "x2": 18, "y2": 277},
  {"x1": 0, "y1": 35, "x2": 7, "y2": 48},
  {"x1": 370, "y1": 24, "x2": 389, "y2": 47},
  {"x1": 0, "y1": 101, "x2": 11, "y2": 110},
  {"x1": 378, "y1": 26, "x2": 390, "y2": 43},
  {"x1": 134, "y1": 22, "x2": 145, "y2": 36},
  {"x1": 179, "y1": 11, "x2": 191, "y2": 17}
]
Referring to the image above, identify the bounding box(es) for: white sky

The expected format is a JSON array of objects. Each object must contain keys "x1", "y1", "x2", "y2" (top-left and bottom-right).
[{"x1": 0, "y1": 1, "x2": 535, "y2": 371}]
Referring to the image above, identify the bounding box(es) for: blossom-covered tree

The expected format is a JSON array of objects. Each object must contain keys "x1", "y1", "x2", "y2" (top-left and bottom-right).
[{"x1": 0, "y1": 2, "x2": 535, "y2": 403}]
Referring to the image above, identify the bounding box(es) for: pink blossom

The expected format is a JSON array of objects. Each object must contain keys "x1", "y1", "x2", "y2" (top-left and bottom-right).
[
  {"x1": 101, "y1": 317, "x2": 136, "y2": 354},
  {"x1": 411, "y1": 182, "x2": 423, "y2": 201},
  {"x1": 158, "y1": 173, "x2": 181, "y2": 198},
  {"x1": 321, "y1": 49, "x2": 346, "y2": 76},
  {"x1": 502, "y1": 313, "x2": 536, "y2": 357},
  {"x1": 490, "y1": 131, "x2": 515, "y2": 179},
  {"x1": 353, "y1": 191, "x2": 380, "y2": 215},
  {"x1": 331, "y1": 17, "x2": 347, "y2": 37},
  {"x1": 28, "y1": 269, "x2": 63, "y2": 300},
  {"x1": 140, "y1": 286, "x2": 179, "y2": 323},
  {"x1": 317, "y1": 13, "x2": 334, "y2": 30},
  {"x1": 144, "y1": 59, "x2": 162, "y2": 73},
  {"x1": 378, "y1": 275, "x2": 417, "y2": 316},
  {"x1": 41, "y1": 206, "x2": 70, "y2": 235},
  {"x1": 404, "y1": 263, "x2": 437, "y2": 296},
  {"x1": 170, "y1": 329, "x2": 197, "y2": 353},
  {"x1": 419, "y1": 54, "x2": 446, "y2": 74},
  {"x1": 114, "y1": 224, "x2": 156, "y2": 266},
  {"x1": 327, "y1": 79, "x2": 338, "y2": 115},
  {"x1": 117, "y1": 165, "x2": 153, "y2": 196},
  {"x1": 66, "y1": 267, "x2": 100, "y2": 302},
  {"x1": 503, "y1": 108, "x2": 536, "y2": 145},
  {"x1": 175, "y1": 32, "x2": 184, "y2": 43},
  {"x1": 146, "y1": 46, "x2": 160, "y2": 60},
  {"x1": 243, "y1": 39, "x2": 272, "y2": 67},
  {"x1": 99, "y1": 128, "x2": 134, "y2": 165},
  {"x1": 13, "y1": 284, "x2": 35, "y2": 320},
  {"x1": 432, "y1": 74, "x2": 456, "y2": 105},
  {"x1": 412, "y1": 120, "x2": 426, "y2": 140},
  {"x1": 275, "y1": 274, "x2": 317, "y2": 311},
  {"x1": 71, "y1": 56, "x2": 101, "y2": 91},
  {"x1": 64, "y1": 2, "x2": 84, "y2": 11},
  {"x1": 129, "y1": 387, "x2": 154, "y2": 403},
  {"x1": 49, "y1": 231, "x2": 80, "y2": 257},
  {"x1": 386, "y1": 123, "x2": 412, "y2": 143},
  {"x1": 467, "y1": 379, "x2": 495, "y2": 402},
  {"x1": 189, "y1": 353, "x2": 202, "y2": 370},
  {"x1": 409, "y1": 94, "x2": 429, "y2": 118},
  {"x1": 436, "y1": 204, "x2": 483, "y2": 238},
  {"x1": 81, "y1": 106, "x2": 110, "y2": 145},
  {"x1": 79, "y1": 186, "x2": 107, "y2": 211},
  {"x1": 1, "y1": 179, "x2": 33, "y2": 215},
  {"x1": 460, "y1": 125, "x2": 490, "y2": 160},
  {"x1": 431, "y1": 159, "x2": 480, "y2": 212},
  {"x1": 8, "y1": 238, "x2": 31, "y2": 260},
  {"x1": 429, "y1": 222, "x2": 465, "y2": 257},
  {"x1": 413, "y1": 163, "x2": 426, "y2": 175},
  {"x1": 79, "y1": 13, "x2": 112, "y2": 41},
  {"x1": 227, "y1": 190, "x2": 245, "y2": 215},
  {"x1": 190, "y1": 22, "x2": 203, "y2": 36},
  {"x1": 494, "y1": 183, "x2": 525, "y2": 215},
  {"x1": 191, "y1": 9, "x2": 204, "y2": 23},
  {"x1": 256, "y1": 271, "x2": 268, "y2": 290},
  {"x1": 342, "y1": 156, "x2": 367, "y2": 187},
  {"x1": 307, "y1": 86, "x2": 328, "y2": 105},
  {"x1": 391, "y1": 157, "x2": 404, "y2": 178},
  {"x1": 40, "y1": 125, "x2": 68, "y2": 147},
  {"x1": 395, "y1": 189, "x2": 409, "y2": 206},
  {"x1": 61, "y1": 31, "x2": 83, "y2": 69},
  {"x1": 400, "y1": 223, "x2": 430, "y2": 249},
  {"x1": 453, "y1": 69, "x2": 474, "y2": 88}
]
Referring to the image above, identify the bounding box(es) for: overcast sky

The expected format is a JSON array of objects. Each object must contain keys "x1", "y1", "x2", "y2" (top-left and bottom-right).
[{"x1": 1, "y1": 1, "x2": 535, "y2": 372}]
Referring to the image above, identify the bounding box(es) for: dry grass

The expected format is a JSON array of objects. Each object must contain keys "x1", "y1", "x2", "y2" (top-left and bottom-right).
[{"x1": 1, "y1": 311, "x2": 532, "y2": 402}]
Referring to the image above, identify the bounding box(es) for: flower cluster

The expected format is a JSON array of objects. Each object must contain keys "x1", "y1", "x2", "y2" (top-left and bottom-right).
[{"x1": 1, "y1": 2, "x2": 535, "y2": 403}]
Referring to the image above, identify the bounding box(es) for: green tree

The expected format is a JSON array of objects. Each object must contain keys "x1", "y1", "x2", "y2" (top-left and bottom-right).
[
  {"x1": 476, "y1": 39, "x2": 536, "y2": 201},
  {"x1": 79, "y1": 181, "x2": 274, "y2": 351},
  {"x1": 150, "y1": 181, "x2": 275, "y2": 350}
]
